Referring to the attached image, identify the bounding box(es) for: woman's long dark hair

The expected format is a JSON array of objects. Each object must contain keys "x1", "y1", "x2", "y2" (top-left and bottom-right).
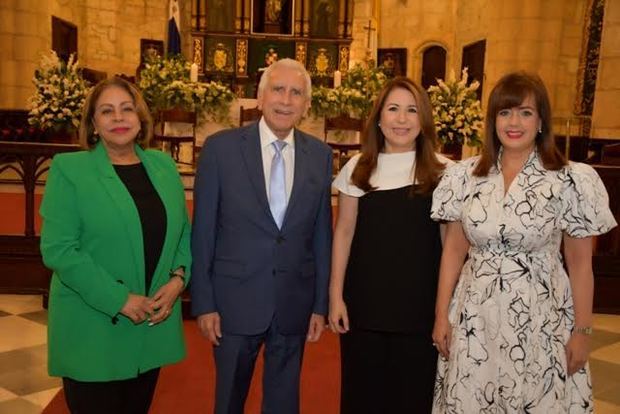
[
  {"x1": 473, "y1": 71, "x2": 566, "y2": 176},
  {"x1": 351, "y1": 77, "x2": 445, "y2": 195}
]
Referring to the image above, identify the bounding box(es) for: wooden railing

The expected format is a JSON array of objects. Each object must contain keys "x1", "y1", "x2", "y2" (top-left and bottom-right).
[{"x1": 0, "y1": 141, "x2": 80, "y2": 304}]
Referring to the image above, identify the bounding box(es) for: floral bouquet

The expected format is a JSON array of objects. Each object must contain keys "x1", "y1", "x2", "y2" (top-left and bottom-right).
[
  {"x1": 28, "y1": 51, "x2": 90, "y2": 131},
  {"x1": 311, "y1": 63, "x2": 388, "y2": 120},
  {"x1": 427, "y1": 68, "x2": 483, "y2": 148},
  {"x1": 139, "y1": 55, "x2": 235, "y2": 124}
]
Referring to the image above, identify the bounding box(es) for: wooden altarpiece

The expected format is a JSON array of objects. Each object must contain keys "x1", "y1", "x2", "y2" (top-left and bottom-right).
[{"x1": 189, "y1": 0, "x2": 353, "y2": 97}]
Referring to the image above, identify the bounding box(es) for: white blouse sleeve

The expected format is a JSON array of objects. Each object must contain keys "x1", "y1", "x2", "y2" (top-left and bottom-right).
[
  {"x1": 332, "y1": 154, "x2": 365, "y2": 197},
  {"x1": 430, "y1": 158, "x2": 472, "y2": 222},
  {"x1": 559, "y1": 162, "x2": 617, "y2": 237}
]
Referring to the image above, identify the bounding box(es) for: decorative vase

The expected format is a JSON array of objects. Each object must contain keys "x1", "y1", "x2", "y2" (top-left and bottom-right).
[
  {"x1": 44, "y1": 126, "x2": 78, "y2": 143},
  {"x1": 441, "y1": 141, "x2": 463, "y2": 160}
]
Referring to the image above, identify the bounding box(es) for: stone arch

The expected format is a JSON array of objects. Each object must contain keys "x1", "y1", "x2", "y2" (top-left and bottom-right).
[{"x1": 412, "y1": 41, "x2": 450, "y2": 87}]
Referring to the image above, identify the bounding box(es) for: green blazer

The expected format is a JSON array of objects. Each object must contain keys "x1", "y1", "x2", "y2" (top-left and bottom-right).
[{"x1": 40, "y1": 143, "x2": 191, "y2": 381}]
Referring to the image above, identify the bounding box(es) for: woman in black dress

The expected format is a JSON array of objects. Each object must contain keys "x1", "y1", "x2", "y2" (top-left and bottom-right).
[{"x1": 329, "y1": 77, "x2": 451, "y2": 413}]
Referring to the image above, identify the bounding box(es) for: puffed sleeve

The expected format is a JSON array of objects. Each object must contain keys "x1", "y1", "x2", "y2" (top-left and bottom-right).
[
  {"x1": 560, "y1": 162, "x2": 617, "y2": 237},
  {"x1": 332, "y1": 153, "x2": 365, "y2": 197},
  {"x1": 431, "y1": 158, "x2": 472, "y2": 222}
]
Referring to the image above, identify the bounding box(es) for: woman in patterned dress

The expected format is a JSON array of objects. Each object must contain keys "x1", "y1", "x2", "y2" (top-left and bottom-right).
[{"x1": 431, "y1": 72, "x2": 617, "y2": 413}]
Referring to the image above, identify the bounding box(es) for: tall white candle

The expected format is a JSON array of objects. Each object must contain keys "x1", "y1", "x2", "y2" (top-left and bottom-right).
[
  {"x1": 190, "y1": 63, "x2": 198, "y2": 82},
  {"x1": 333, "y1": 70, "x2": 341, "y2": 88}
]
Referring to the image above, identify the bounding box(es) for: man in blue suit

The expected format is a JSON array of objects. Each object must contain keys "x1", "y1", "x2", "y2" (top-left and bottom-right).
[{"x1": 191, "y1": 58, "x2": 333, "y2": 414}]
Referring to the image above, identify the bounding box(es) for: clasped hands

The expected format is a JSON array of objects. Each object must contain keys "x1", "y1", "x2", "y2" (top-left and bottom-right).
[{"x1": 119, "y1": 277, "x2": 184, "y2": 325}]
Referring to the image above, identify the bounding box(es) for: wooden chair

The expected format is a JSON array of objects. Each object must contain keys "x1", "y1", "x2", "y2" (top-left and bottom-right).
[
  {"x1": 601, "y1": 143, "x2": 620, "y2": 165},
  {"x1": 152, "y1": 108, "x2": 197, "y2": 165},
  {"x1": 324, "y1": 115, "x2": 364, "y2": 171},
  {"x1": 239, "y1": 105, "x2": 262, "y2": 126}
]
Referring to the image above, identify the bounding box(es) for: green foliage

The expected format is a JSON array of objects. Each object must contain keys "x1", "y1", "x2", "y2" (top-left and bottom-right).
[
  {"x1": 138, "y1": 55, "x2": 235, "y2": 124},
  {"x1": 310, "y1": 64, "x2": 388, "y2": 120}
]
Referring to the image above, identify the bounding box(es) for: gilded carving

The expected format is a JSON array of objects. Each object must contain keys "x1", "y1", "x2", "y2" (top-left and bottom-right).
[
  {"x1": 192, "y1": 38, "x2": 203, "y2": 73},
  {"x1": 295, "y1": 42, "x2": 307, "y2": 65},
  {"x1": 339, "y1": 45, "x2": 349, "y2": 72},
  {"x1": 314, "y1": 48, "x2": 330, "y2": 75},
  {"x1": 236, "y1": 38, "x2": 248, "y2": 76}
]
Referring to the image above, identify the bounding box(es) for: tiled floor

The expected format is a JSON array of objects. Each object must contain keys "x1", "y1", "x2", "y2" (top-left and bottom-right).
[
  {"x1": 0, "y1": 295, "x2": 61, "y2": 414},
  {"x1": 0, "y1": 294, "x2": 619, "y2": 413}
]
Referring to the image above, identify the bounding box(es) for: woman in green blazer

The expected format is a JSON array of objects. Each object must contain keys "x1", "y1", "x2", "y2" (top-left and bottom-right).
[{"x1": 40, "y1": 78, "x2": 191, "y2": 414}]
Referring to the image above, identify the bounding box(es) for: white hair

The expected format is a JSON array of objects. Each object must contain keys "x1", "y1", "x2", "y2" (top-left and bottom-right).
[{"x1": 257, "y1": 58, "x2": 312, "y2": 100}]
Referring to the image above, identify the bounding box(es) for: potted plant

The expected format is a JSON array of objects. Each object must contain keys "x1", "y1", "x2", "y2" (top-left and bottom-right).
[
  {"x1": 427, "y1": 68, "x2": 483, "y2": 158},
  {"x1": 27, "y1": 51, "x2": 90, "y2": 142}
]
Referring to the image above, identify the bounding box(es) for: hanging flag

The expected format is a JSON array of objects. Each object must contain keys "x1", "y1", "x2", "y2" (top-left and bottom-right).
[{"x1": 167, "y1": 0, "x2": 181, "y2": 56}]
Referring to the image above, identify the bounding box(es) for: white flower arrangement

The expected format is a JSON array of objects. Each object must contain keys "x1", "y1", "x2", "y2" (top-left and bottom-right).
[
  {"x1": 427, "y1": 68, "x2": 484, "y2": 148},
  {"x1": 28, "y1": 51, "x2": 90, "y2": 131},
  {"x1": 311, "y1": 63, "x2": 388, "y2": 119},
  {"x1": 139, "y1": 55, "x2": 235, "y2": 124}
]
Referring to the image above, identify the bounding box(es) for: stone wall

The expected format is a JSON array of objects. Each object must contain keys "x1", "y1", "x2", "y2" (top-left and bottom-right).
[
  {"x1": 0, "y1": 0, "x2": 193, "y2": 110},
  {"x1": 376, "y1": 0, "x2": 619, "y2": 140}
]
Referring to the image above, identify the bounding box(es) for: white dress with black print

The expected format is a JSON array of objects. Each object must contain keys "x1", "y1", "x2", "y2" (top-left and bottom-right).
[{"x1": 430, "y1": 151, "x2": 617, "y2": 413}]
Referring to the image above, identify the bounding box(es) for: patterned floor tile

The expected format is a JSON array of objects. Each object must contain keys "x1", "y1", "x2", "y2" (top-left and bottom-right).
[
  {"x1": 594, "y1": 399, "x2": 620, "y2": 414},
  {"x1": 0, "y1": 316, "x2": 46, "y2": 353},
  {"x1": 590, "y1": 358, "x2": 620, "y2": 401},
  {"x1": 591, "y1": 342, "x2": 620, "y2": 365},
  {"x1": 594, "y1": 314, "x2": 620, "y2": 335},
  {"x1": 18, "y1": 311, "x2": 48, "y2": 326},
  {"x1": 0, "y1": 387, "x2": 18, "y2": 403},
  {"x1": 0, "y1": 397, "x2": 43, "y2": 414},
  {"x1": 0, "y1": 295, "x2": 43, "y2": 315},
  {"x1": 591, "y1": 328, "x2": 620, "y2": 353},
  {"x1": 0, "y1": 364, "x2": 61, "y2": 397},
  {"x1": 0, "y1": 345, "x2": 48, "y2": 375},
  {"x1": 21, "y1": 386, "x2": 61, "y2": 409}
]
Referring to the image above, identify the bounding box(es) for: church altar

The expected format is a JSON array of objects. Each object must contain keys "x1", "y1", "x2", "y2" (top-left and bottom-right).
[{"x1": 170, "y1": 98, "x2": 360, "y2": 166}]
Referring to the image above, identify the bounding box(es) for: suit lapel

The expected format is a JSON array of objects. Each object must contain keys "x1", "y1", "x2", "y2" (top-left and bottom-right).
[
  {"x1": 240, "y1": 124, "x2": 273, "y2": 221},
  {"x1": 92, "y1": 143, "x2": 145, "y2": 293},
  {"x1": 281, "y1": 129, "x2": 308, "y2": 229}
]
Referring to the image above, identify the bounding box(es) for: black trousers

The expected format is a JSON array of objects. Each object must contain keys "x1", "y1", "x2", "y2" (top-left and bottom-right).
[
  {"x1": 339, "y1": 329, "x2": 437, "y2": 414},
  {"x1": 62, "y1": 368, "x2": 160, "y2": 414}
]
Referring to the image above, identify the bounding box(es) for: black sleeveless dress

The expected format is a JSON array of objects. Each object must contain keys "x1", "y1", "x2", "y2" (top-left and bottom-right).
[{"x1": 333, "y1": 151, "x2": 450, "y2": 413}]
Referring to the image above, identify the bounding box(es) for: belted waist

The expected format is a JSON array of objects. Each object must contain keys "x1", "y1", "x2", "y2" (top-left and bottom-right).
[{"x1": 468, "y1": 246, "x2": 558, "y2": 259}]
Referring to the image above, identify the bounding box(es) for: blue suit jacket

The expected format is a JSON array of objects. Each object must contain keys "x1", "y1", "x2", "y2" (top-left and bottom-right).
[{"x1": 191, "y1": 123, "x2": 333, "y2": 335}]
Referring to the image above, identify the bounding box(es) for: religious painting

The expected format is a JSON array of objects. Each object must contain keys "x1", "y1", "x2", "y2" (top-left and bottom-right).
[
  {"x1": 246, "y1": 39, "x2": 296, "y2": 96},
  {"x1": 307, "y1": 42, "x2": 338, "y2": 85},
  {"x1": 140, "y1": 39, "x2": 164, "y2": 64},
  {"x1": 251, "y1": 0, "x2": 294, "y2": 35},
  {"x1": 247, "y1": 39, "x2": 296, "y2": 74},
  {"x1": 310, "y1": 0, "x2": 338, "y2": 38},
  {"x1": 206, "y1": 0, "x2": 235, "y2": 32},
  {"x1": 378, "y1": 48, "x2": 407, "y2": 78},
  {"x1": 205, "y1": 37, "x2": 235, "y2": 73}
]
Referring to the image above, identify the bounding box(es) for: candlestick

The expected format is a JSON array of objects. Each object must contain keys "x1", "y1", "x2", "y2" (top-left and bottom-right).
[
  {"x1": 190, "y1": 63, "x2": 198, "y2": 82},
  {"x1": 333, "y1": 70, "x2": 341, "y2": 88}
]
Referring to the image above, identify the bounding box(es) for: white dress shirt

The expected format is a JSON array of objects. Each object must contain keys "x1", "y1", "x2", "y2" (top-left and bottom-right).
[{"x1": 259, "y1": 117, "x2": 295, "y2": 203}]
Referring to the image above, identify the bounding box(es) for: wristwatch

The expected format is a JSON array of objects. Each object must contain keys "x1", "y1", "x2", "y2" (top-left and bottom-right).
[{"x1": 574, "y1": 326, "x2": 593, "y2": 336}]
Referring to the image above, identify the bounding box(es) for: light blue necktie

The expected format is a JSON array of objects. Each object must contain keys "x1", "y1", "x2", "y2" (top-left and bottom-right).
[{"x1": 269, "y1": 140, "x2": 287, "y2": 229}]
